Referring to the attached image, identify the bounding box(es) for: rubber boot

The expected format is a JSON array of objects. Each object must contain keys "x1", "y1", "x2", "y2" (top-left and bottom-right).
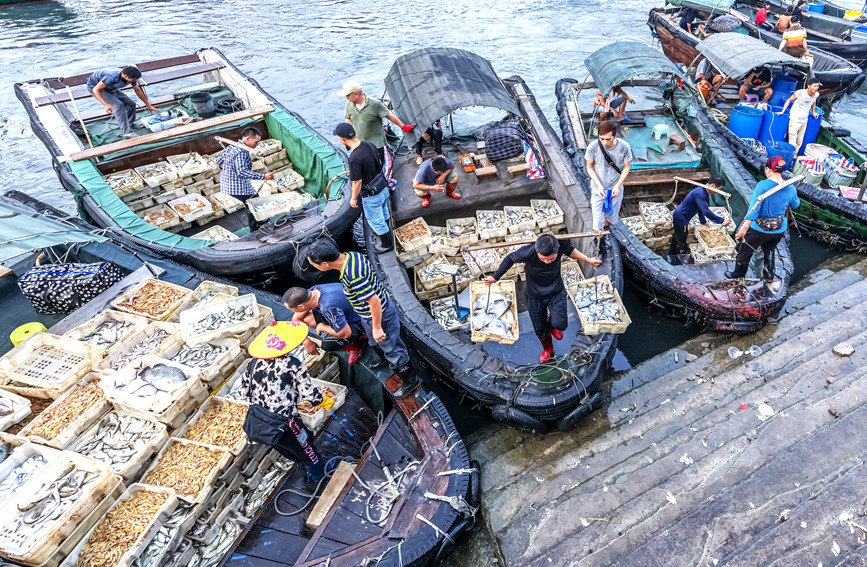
[
  {"x1": 373, "y1": 230, "x2": 394, "y2": 254},
  {"x1": 547, "y1": 315, "x2": 563, "y2": 341},
  {"x1": 369, "y1": 348, "x2": 389, "y2": 369},
  {"x1": 344, "y1": 339, "x2": 366, "y2": 366},
  {"x1": 762, "y1": 249, "x2": 776, "y2": 284},
  {"x1": 539, "y1": 329, "x2": 554, "y2": 363},
  {"x1": 725, "y1": 261, "x2": 749, "y2": 280},
  {"x1": 445, "y1": 186, "x2": 461, "y2": 200},
  {"x1": 392, "y1": 363, "x2": 420, "y2": 399}
]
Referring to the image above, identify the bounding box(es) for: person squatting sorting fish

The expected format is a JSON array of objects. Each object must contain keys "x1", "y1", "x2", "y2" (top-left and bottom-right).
[
  {"x1": 484, "y1": 233, "x2": 602, "y2": 363},
  {"x1": 86, "y1": 66, "x2": 159, "y2": 138}
]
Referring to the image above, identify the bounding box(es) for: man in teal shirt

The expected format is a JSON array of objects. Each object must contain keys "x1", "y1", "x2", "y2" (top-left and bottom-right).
[
  {"x1": 725, "y1": 156, "x2": 800, "y2": 286},
  {"x1": 337, "y1": 80, "x2": 414, "y2": 165}
]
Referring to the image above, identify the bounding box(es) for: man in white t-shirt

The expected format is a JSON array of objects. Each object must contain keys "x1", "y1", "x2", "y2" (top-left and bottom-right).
[
  {"x1": 586, "y1": 120, "x2": 632, "y2": 234},
  {"x1": 779, "y1": 79, "x2": 821, "y2": 154}
]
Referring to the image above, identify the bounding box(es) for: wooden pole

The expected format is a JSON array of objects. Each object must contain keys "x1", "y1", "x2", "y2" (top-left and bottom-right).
[
  {"x1": 743, "y1": 174, "x2": 805, "y2": 220},
  {"x1": 465, "y1": 230, "x2": 609, "y2": 252},
  {"x1": 65, "y1": 85, "x2": 94, "y2": 149},
  {"x1": 673, "y1": 176, "x2": 731, "y2": 197}
]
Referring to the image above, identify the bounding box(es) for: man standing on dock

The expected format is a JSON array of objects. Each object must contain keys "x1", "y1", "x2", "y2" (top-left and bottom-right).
[
  {"x1": 306, "y1": 238, "x2": 419, "y2": 398},
  {"x1": 586, "y1": 120, "x2": 632, "y2": 235},
  {"x1": 668, "y1": 175, "x2": 732, "y2": 259},
  {"x1": 216, "y1": 127, "x2": 274, "y2": 231},
  {"x1": 284, "y1": 284, "x2": 368, "y2": 366},
  {"x1": 337, "y1": 80, "x2": 414, "y2": 166},
  {"x1": 86, "y1": 66, "x2": 159, "y2": 138},
  {"x1": 484, "y1": 233, "x2": 601, "y2": 363}
]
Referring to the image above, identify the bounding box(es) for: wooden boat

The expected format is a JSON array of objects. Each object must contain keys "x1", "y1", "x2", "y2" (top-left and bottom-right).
[
  {"x1": 555, "y1": 41, "x2": 793, "y2": 333},
  {"x1": 648, "y1": 6, "x2": 866, "y2": 103},
  {"x1": 362, "y1": 48, "x2": 624, "y2": 434},
  {"x1": 16, "y1": 49, "x2": 359, "y2": 284},
  {"x1": 0, "y1": 192, "x2": 477, "y2": 567}
]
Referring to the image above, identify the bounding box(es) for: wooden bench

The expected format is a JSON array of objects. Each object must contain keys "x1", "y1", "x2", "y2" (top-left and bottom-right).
[{"x1": 45, "y1": 54, "x2": 201, "y2": 89}]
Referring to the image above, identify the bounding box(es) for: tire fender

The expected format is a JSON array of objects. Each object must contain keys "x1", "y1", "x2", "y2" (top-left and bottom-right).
[
  {"x1": 430, "y1": 516, "x2": 477, "y2": 567},
  {"x1": 490, "y1": 404, "x2": 549, "y2": 434},
  {"x1": 468, "y1": 459, "x2": 481, "y2": 509},
  {"x1": 292, "y1": 239, "x2": 330, "y2": 282},
  {"x1": 556, "y1": 392, "x2": 603, "y2": 432}
]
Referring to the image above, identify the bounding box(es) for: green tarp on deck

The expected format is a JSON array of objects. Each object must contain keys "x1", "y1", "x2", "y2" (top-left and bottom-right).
[{"x1": 667, "y1": 0, "x2": 735, "y2": 11}]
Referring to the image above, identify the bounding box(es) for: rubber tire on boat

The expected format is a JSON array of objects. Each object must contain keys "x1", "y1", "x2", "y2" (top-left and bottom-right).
[
  {"x1": 292, "y1": 239, "x2": 331, "y2": 282},
  {"x1": 556, "y1": 392, "x2": 602, "y2": 432},
  {"x1": 468, "y1": 459, "x2": 481, "y2": 510},
  {"x1": 429, "y1": 516, "x2": 476, "y2": 567},
  {"x1": 490, "y1": 404, "x2": 549, "y2": 434}
]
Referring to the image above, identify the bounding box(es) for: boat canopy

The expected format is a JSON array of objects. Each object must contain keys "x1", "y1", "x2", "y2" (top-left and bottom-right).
[
  {"x1": 697, "y1": 33, "x2": 811, "y2": 79},
  {"x1": 584, "y1": 41, "x2": 686, "y2": 96},
  {"x1": 0, "y1": 201, "x2": 107, "y2": 273},
  {"x1": 667, "y1": 0, "x2": 735, "y2": 12},
  {"x1": 384, "y1": 47, "x2": 519, "y2": 145}
]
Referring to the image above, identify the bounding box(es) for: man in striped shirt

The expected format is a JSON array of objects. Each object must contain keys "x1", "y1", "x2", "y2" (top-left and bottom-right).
[
  {"x1": 216, "y1": 127, "x2": 274, "y2": 230},
  {"x1": 306, "y1": 238, "x2": 418, "y2": 398}
]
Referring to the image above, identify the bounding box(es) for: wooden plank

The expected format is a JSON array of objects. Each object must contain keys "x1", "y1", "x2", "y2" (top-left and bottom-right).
[
  {"x1": 386, "y1": 452, "x2": 447, "y2": 539},
  {"x1": 306, "y1": 537, "x2": 344, "y2": 560},
  {"x1": 384, "y1": 413, "x2": 424, "y2": 460},
  {"x1": 306, "y1": 462, "x2": 355, "y2": 530},
  {"x1": 0, "y1": 267, "x2": 12, "y2": 279},
  {"x1": 47, "y1": 264, "x2": 167, "y2": 335},
  {"x1": 45, "y1": 54, "x2": 201, "y2": 89},
  {"x1": 233, "y1": 525, "x2": 309, "y2": 564},
  {"x1": 35, "y1": 62, "x2": 226, "y2": 106},
  {"x1": 623, "y1": 169, "x2": 710, "y2": 187},
  {"x1": 508, "y1": 163, "x2": 530, "y2": 178},
  {"x1": 66, "y1": 105, "x2": 274, "y2": 162}
]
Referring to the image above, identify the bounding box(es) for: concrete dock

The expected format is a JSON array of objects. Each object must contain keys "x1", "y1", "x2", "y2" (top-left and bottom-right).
[{"x1": 444, "y1": 254, "x2": 867, "y2": 567}]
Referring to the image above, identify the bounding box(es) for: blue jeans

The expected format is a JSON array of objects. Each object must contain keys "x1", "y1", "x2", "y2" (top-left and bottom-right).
[
  {"x1": 89, "y1": 88, "x2": 136, "y2": 135},
  {"x1": 359, "y1": 301, "x2": 409, "y2": 374},
  {"x1": 362, "y1": 188, "x2": 390, "y2": 236}
]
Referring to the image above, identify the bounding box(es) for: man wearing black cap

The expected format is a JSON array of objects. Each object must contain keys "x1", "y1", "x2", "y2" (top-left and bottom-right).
[
  {"x1": 86, "y1": 66, "x2": 159, "y2": 138},
  {"x1": 333, "y1": 123, "x2": 393, "y2": 253}
]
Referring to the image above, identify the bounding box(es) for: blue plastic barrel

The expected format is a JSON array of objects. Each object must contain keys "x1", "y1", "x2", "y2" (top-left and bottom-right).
[
  {"x1": 853, "y1": 25, "x2": 867, "y2": 43},
  {"x1": 759, "y1": 105, "x2": 790, "y2": 145},
  {"x1": 799, "y1": 108, "x2": 825, "y2": 156},
  {"x1": 729, "y1": 105, "x2": 764, "y2": 140},
  {"x1": 770, "y1": 74, "x2": 798, "y2": 94},
  {"x1": 805, "y1": 3, "x2": 824, "y2": 13},
  {"x1": 766, "y1": 141, "x2": 797, "y2": 170}
]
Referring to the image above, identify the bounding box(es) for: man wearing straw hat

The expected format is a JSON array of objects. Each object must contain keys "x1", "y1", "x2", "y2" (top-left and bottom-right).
[{"x1": 240, "y1": 321, "x2": 337, "y2": 482}]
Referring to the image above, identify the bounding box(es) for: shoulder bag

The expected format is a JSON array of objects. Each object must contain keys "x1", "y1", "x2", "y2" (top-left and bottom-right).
[
  {"x1": 597, "y1": 141, "x2": 622, "y2": 176},
  {"x1": 242, "y1": 360, "x2": 290, "y2": 446},
  {"x1": 360, "y1": 141, "x2": 388, "y2": 198}
]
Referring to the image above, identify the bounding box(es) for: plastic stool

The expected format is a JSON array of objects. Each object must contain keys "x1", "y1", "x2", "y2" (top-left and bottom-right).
[
  {"x1": 744, "y1": 94, "x2": 759, "y2": 104},
  {"x1": 652, "y1": 123, "x2": 670, "y2": 141},
  {"x1": 10, "y1": 322, "x2": 46, "y2": 346}
]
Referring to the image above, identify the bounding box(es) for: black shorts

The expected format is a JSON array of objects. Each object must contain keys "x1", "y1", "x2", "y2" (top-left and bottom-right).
[{"x1": 746, "y1": 85, "x2": 768, "y2": 98}]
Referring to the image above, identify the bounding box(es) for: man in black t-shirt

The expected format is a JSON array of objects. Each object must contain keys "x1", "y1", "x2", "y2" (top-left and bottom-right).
[
  {"x1": 334, "y1": 122, "x2": 393, "y2": 253},
  {"x1": 484, "y1": 233, "x2": 601, "y2": 363},
  {"x1": 739, "y1": 66, "x2": 774, "y2": 102}
]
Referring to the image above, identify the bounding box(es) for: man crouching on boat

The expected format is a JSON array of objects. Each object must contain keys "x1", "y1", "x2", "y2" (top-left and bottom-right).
[
  {"x1": 586, "y1": 120, "x2": 632, "y2": 240},
  {"x1": 484, "y1": 233, "x2": 601, "y2": 363},
  {"x1": 86, "y1": 66, "x2": 159, "y2": 138}
]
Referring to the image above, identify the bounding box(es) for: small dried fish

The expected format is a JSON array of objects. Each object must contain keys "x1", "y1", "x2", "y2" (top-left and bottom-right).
[
  {"x1": 533, "y1": 200, "x2": 562, "y2": 221},
  {"x1": 25, "y1": 381, "x2": 104, "y2": 441},
  {"x1": 192, "y1": 305, "x2": 255, "y2": 333},
  {"x1": 171, "y1": 343, "x2": 228, "y2": 369},
  {"x1": 182, "y1": 399, "x2": 247, "y2": 448},
  {"x1": 111, "y1": 329, "x2": 172, "y2": 371},
  {"x1": 395, "y1": 218, "x2": 429, "y2": 243},
  {"x1": 622, "y1": 216, "x2": 649, "y2": 235},
  {"x1": 697, "y1": 227, "x2": 733, "y2": 249},
  {"x1": 80, "y1": 319, "x2": 135, "y2": 348},
  {"x1": 142, "y1": 442, "x2": 224, "y2": 499},
  {"x1": 124, "y1": 282, "x2": 187, "y2": 318},
  {"x1": 639, "y1": 202, "x2": 673, "y2": 227},
  {"x1": 143, "y1": 206, "x2": 177, "y2": 227}
]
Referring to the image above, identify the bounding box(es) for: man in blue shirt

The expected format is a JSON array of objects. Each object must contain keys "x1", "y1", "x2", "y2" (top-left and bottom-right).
[
  {"x1": 725, "y1": 157, "x2": 800, "y2": 285},
  {"x1": 669, "y1": 175, "x2": 731, "y2": 258},
  {"x1": 412, "y1": 156, "x2": 461, "y2": 208},
  {"x1": 86, "y1": 67, "x2": 159, "y2": 138},
  {"x1": 216, "y1": 127, "x2": 274, "y2": 230},
  {"x1": 284, "y1": 284, "x2": 367, "y2": 366}
]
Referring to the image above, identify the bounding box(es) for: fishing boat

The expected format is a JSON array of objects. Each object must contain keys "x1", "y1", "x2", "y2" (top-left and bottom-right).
[
  {"x1": 0, "y1": 193, "x2": 476, "y2": 567},
  {"x1": 16, "y1": 48, "x2": 358, "y2": 284},
  {"x1": 361, "y1": 47, "x2": 624, "y2": 434},
  {"x1": 684, "y1": 34, "x2": 867, "y2": 252},
  {"x1": 555, "y1": 41, "x2": 793, "y2": 333},
  {"x1": 648, "y1": 4, "x2": 866, "y2": 102}
]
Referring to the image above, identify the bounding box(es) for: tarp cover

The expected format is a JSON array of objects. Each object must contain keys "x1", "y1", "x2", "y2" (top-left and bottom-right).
[
  {"x1": 667, "y1": 0, "x2": 735, "y2": 11},
  {"x1": 0, "y1": 202, "x2": 106, "y2": 271},
  {"x1": 384, "y1": 47, "x2": 519, "y2": 146},
  {"x1": 697, "y1": 33, "x2": 811, "y2": 79},
  {"x1": 584, "y1": 41, "x2": 686, "y2": 97}
]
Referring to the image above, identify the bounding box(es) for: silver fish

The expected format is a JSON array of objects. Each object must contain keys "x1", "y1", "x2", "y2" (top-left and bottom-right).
[
  {"x1": 0, "y1": 454, "x2": 46, "y2": 505},
  {"x1": 639, "y1": 202, "x2": 672, "y2": 226},
  {"x1": 533, "y1": 201, "x2": 561, "y2": 221},
  {"x1": 430, "y1": 298, "x2": 469, "y2": 330},
  {"x1": 447, "y1": 219, "x2": 477, "y2": 239},
  {"x1": 111, "y1": 329, "x2": 171, "y2": 371},
  {"x1": 104, "y1": 171, "x2": 140, "y2": 191},
  {"x1": 80, "y1": 320, "x2": 135, "y2": 348},
  {"x1": 471, "y1": 292, "x2": 512, "y2": 334},
  {"x1": 171, "y1": 343, "x2": 228, "y2": 369},
  {"x1": 74, "y1": 412, "x2": 161, "y2": 470},
  {"x1": 622, "y1": 215, "x2": 649, "y2": 235},
  {"x1": 502, "y1": 230, "x2": 536, "y2": 255},
  {"x1": 117, "y1": 363, "x2": 186, "y2": 398},
  {"x1": 193, "y1": 306, "x2": 255, "y2": 333},
  {"x1": 506, "y1": 207, "x2": 534, "y2": 227},
  {"x1": 477, "y1": 211, "x2": 505, "y2": 230},
  {"x1": 418, "y1": 256, "x2": 452, "y2": 283},
  {"x1": 13, "y1": 465, "x2": 97, "y2": 537},
  {"x1": 562, "y1": 267, "x2": 583, "y2": 287},
  {"x1": 138, "y1": 162, "x2": 173, "y2": 180},
  {"x1": 573, "y1": 280, "x2": 622, "y2": 322},
  {"x1": 466, "y1": 248, "x2": 499, "y2": 268}
]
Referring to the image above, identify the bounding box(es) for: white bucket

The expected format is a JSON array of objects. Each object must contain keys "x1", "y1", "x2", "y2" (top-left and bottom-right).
[{"x1": 804, "y1": 143, "x2": 833, "y2": 162}]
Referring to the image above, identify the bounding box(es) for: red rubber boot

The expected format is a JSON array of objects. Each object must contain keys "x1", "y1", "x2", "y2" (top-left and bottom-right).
[
  {"x1": 344, "y1": 340, "x2": 367, "y2": 366},
  {"x1": 539, "y1": 329, "x2": 554, "y2": 363},
  {"x1": 548, "y1": 315, "x2": 563, "y2": 341}
]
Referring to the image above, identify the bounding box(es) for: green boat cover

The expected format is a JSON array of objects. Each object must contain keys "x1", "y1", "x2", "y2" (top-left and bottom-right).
[
  {"x1": 584, "y1": 41, "x2": 686, "y2": 97},
  {"x1": 71, "y1": 106, "x2": 347, "y2": 251},
  {"x1": 667, "y1": 0, "x2": 735, "y2": 11},
  {"x1": 697, "y1": 33, "x2": 811, "y2": 79}
]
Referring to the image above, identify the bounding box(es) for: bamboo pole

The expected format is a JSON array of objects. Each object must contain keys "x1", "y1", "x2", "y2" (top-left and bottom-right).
[
  {"x1": 465, "y1": 230, "x2": 609, "y2": 252},
  {"x1": 65, "y1": 85, "x2": 93, "y2": 149},
  {"x1": 673, "y1": 176, "x2": 731, "y2": 197},
  {"x1": 743, "y1": 175, "x2": 805, "y2": 220}
]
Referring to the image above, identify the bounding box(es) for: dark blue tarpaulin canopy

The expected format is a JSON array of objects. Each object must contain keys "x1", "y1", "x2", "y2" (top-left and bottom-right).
[
  {"x1": 697, "y1": 33, "x2": 810, "y2": 79},
  {"x1": 384, "y1": 47, "x2": 519, "y2": 145},
  {"x1": 584, "y1": 41, "x2": 686, "y2": 96}
]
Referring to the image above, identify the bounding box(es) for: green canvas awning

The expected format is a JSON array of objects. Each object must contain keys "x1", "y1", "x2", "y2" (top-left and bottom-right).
[
  {"x1": 584, "y1": 41, "x2": 686, "y2": 96},
  {"x1": 667, "y1": 0, "x2": 735, "y2": 11},
  {"x1": 697, "y1": 33, "x2": 811, "y2": 79}
]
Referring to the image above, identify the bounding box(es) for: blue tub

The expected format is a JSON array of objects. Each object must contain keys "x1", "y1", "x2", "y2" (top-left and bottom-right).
[
  {"x1": 770, "y1": 74, "x2": 798, "y2": 94},
  {"x1": 767, "y1": 141, "x2": 797, "y2": 170},
  {"x1": 759, "y1": 105, "x2": 790, "y2": 146},
  {"x1": 799, "y1": 108, "x2": 825, "y2": 156},
  {"x1": 805, "y1": 3, "x2": 824, "y2": 13},
  {"x1": 729, "y1": 105, "x2": 764, "y2": 140}
]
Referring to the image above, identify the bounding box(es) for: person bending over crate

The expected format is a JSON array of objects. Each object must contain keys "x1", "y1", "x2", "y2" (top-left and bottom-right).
[
  {"x1": 86, "y1": 66, "x2": 159, "y2": 138},
  {"x1": 484, "y1": 233, "x2": 601, "y2": 363},
  {"x1": 668, "y1": 175, "x2": 731, "y2": 259},
  {"x1": 284, "y1": 284, "x2": 367, "y2": 366},
  {"x1": 216, "y1": 126, "x2": 275, "y2": 231}
]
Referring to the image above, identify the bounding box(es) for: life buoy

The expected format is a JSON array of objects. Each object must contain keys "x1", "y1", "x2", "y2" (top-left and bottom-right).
[
  {"x1": 556, "y1": 392, "x2": 603, "y2": 432},
  {"x1": 490, "y1": 405, "x2": 549, "y2": 433}
]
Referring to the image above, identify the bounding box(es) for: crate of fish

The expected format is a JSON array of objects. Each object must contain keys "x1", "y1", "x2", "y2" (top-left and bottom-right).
[
  {"x1": 153, "y1": 381, "x2": 208, "y2": 430},
  {"x1": 101, "y1": 355, "x2": 202, "y2": 416},
  {"x1": 64, "y1": 310, "x2": 150, "y2": 354},
  {"x1": 179, "y1": 293, "x2": 260, "y2": 346},
  {"x1": 428, "y1": 226, "x2": 459, "y2": 257},
  {"x1": 395, "y1": 217, "x2": 432, "y2": 253},
  {"x1": 174, "y1": 397, "x2": 248, "y2": 456},
  {"x1": 469, "y1": 280, "x2": 519, "y2": 345},
  {"x1": 560, "y1": 259, "x2": 585, "y2": 288},
  {"x1": 135, "y1": 161, "x2": 178, "y2": 189},
  {"x1": 135, "y1": 507, "x2": 195, "y2": 567},
  {"x1": 639, "y1": 202, "x2": 673, "y2": 231},
  {"x1": 103, "y1": 169, "x2": 145, "y2": 197},
  {"x1": 203, "y1": 294, "x2": 272, "y2": 347},
  {"x1": 167, "y1": 281, "x2": 239, "y2": 324},
  {"x1": 160, "y1": 337, "x2": 241, "y2": 388},
  {"x1": 298, "y1": 379, "x2": 347, "y2": 431},
  {"x1": 688, "y1": 207, "x2": 734, "y2": 234},
  {"x1": 0, "y1": 389, "x2": 31, "y2": 433},
  {"x1": 689, "y1": 243, "x2": 734, "y2": 264},
  {"x1": 190, "y1": 225, "x2": 239, "y2": 243},
  {"x1": 531, "y1": 199, "x2": 564, "y2": 229},
  {"x1": 111, "y1": 279, "x2": 192, "y2": 322},
  {"x1": 430, "y1": 297, "x2": 470, "y2": 332},
  {"x1": 476, "y1": 210, "x2": 507, "y2": 240},
  {"x1": 98, "y1": 322, "x2": 181, "y2": 373},
  {"x1": 396, "y1": 238, "x2": 429, "y2": 267},
  {"x1": 464, "y1": 246, "x2": 501, "y2": 276},
  {"x1": 621, "y1": 215, "x2": 651, "y2": 239},
  {"x1": 140, "y1": 438, "x2": 232, "y2": 505},
  {"x1": 140, "y1": 204, "x2": 181, "y2": 231},
  {"x1": 504, "y1": 206, "x2": 536, "y2": 234},
  {"x1": 568, "y1": 275, "x2": 631, "y2": 335},
  {"x1": 0, "y1": 334, "x2": 105, "y2": 400},
  {"x1": 18, "y1": 376, "x2": 110, "y2": 450},
  {"x1": 72, "y1": 408, "x2": 169, "y2": 480},
  {"x1": 255, "y1": 138, "x2": 283, "y2": 156},
  {"x1": 414, "y1": 253, "x2": 454, "y2": 291},
  {"x1": 0, "y1": 449, "x2": 122, "y2": 567},
  {"x1": 209, "y1": 192, "x2": 243, "y2": 214},
  {"x1": 414, "y1": 269, "x2": 452, "y2": 303},
  {"x1": 246, "y1": 192, "x2": 303, "y2": 222},
  {"x1": 0, "y1": 443, "x2": 59, "y2": 508},
  {"x1": 167, "y1": 152, "x2": 212, "y2": 178},
  {"x1": 445, "y1": 217, "x2": 479, "y2": 247},
  {"x1": 168, "y1": 193, "x2": 213, "y2": 223},
  {"x1": 186, "y1": 486, "x2": 244, "y2": 545},
  {"x1": 60, "y1": 484, "x2": 178, "y2": 567},
  {"x1": 193, "y1": 196, "x2": 226, "y2": 227},
  {"x1": 694, "y1": 225, "x2": 736, "y2": 256}
]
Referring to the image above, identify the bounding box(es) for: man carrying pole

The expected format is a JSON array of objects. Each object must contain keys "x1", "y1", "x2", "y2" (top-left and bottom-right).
[
  {"x1": 668, "y1": 174, "x2": 732, "y2": 258},
  {"x1": 483, "y1": 233, "x2": 601, "y2": 363}
]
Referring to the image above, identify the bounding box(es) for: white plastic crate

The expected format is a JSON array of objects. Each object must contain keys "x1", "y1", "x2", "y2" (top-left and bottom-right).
[
  {"x1": 110, "y1": 278, "x2": 192, "y2": 321},
  {"x1": 174, "y1": 396, "x2": 248, "y2": 455},
  {"x1": 97, "y1": 322, "x2": 181, "y2": 373},
  {"x1": 0, "y1": 443, "x2": 58, "y2": 508},
  {"x1": 63, "y1": 310, "x2": 150, "y2": 354},
  {"x1": 167, "y1": 281, "x2": 239, "y2": 323},
  {"x1": 140, "y1": 438, "x2": 232, "y2": 504},
  {"x1": 298, "y1": 379, "x2": 347, "y2": 431},
  {"x1": 168, "y1": 193, "x2": 213, "y2": 223},
  {"x1": 100, "y1": 355, "x2": 202, "y2": 415},
  {"x1": 0, "y1": 388, "x2": 31, "y2": 432},
  {"x1": 179, "y1": 293, "x2": 260, "y2": 345},
  {"x1": 135, "y1": 161, "x2": 178, "y2": 188}
]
